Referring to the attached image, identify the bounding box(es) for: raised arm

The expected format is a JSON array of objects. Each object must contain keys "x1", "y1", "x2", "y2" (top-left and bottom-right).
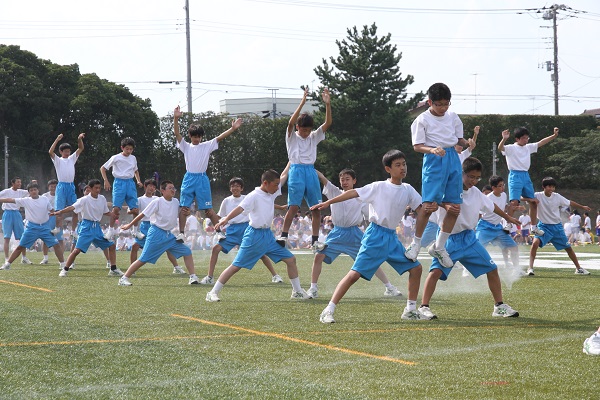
[
  {"x1": 570, "y1": 200, "x2": 591, "y2": 212},
  {"x1": 493, "y1": 203, "x2": 520, "y2": 225},
  {"x1": 537, "y1": 127, "x2": 559, "y2": 148},
  {"x1": 173, "y1": 106, "x2": 184, "y2": 144},
  {"x1": 76, "y1": 133, "x2": 85, "y2": 155},
  {"x1": 497, "y1": 129, "x2": 510, "y2": 152},
  {"x1": 215, "y1": 118, "x2": 243, "y2": 142},
  {"x1": 315, "y1": 168, "x2": 328, "y2": 186},
  {"x1": 310, "y1": 189, "x2": 358, "y2": 210},
  {"x1": 468, "y1": 125, "x2": 480, "y2": 151},
  {"x1": 321, "y1": 88, "x2": 332, "y2": 132},
  {"x1": 51, "y1": 205, "x2": 76, "y2": 216},
  {"x1": 287, "y1": 88, "x2": 309, "y2": 136},
  {"x1": 49, "y1": 133, "x2": 63, "y2": 159}
]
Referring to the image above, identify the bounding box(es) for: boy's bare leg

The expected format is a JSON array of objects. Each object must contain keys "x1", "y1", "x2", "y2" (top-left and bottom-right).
[
  {"x1": 405, "y1": 202, "x2": 434, "y2": 259},
  {"x1": 65, "y1": 249, "x2": 81, "y2": 269},
  {"x1": 130, "y1": 243, "x2": 140, "y2": 264},
  {"x1": 108, "y1": 245, "x2": 116, "y2": 265},
  {"x1": 216, "y1": 265, "x2": 242, "y2": 285},
  {"x1": 529, "y1": 238, "x2": 541, "y2": 270},
  {"x1": 311, "y1": 208, "x2": 321, "y2": 239},
  {"x1": 281, "y1": 205, "x2": 299, "y2": 235},
  {"x1": 421, "y1": 269, "x2": 443, "y2": 305},
  {"x1": 205, "y1": 209, "x2": 219, "y2": 226},
  {"x1": 6, "y1": 246, "x2": 25, "y2": 264},
  {"x1": 374, "y1": 267, "x2": 390, "y2": 284},
  {"x1": 486, "y1": 269, "x2": 503, "y2": 303},
  {"x1": 52, "y1": 244, "x2": 65, "y2": 263},
  {"x1": 178, "y1": 207, "x2": 188, "y2": 233},
  {"x1": 565, "y1": 247, "x2": 584, "y2": 271},
  {"x1": 182, "y1": 254, "x2": 195, "y2": 275},
  {"x1": 3, "y1": 238, "x2": 10, "y2": 259},
  {"x1": 167, "y1": 252, "x2": 179, "y2": 268},
  {"x1": 528, "y1": 200, "x2": 538, "y2": 224},
  {"x1": 207, "y1": 244, "x2": 223, "y2": 277},
  {"x1": 110, "y1": 207, "x2": 120, "y2": 229},
  {"x1": 329, "y1": 270, "x2": 361, "y2": 305},
  {"x1": 260, "y1": 255, "x2": 277, "y2": 276},
  {"x1": 125, "y1": 259, "x2": 145, "y2": 278},
  {"x1": 310, "y1": 253, "x2": 327, "y2": 284},
  {"x1": 406, "y1": 265, "x2": 422, "y2": 302}
]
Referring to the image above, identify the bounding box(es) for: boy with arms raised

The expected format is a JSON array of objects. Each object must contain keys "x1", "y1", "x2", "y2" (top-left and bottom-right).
[
  {"x1": 52, "y1": 179, "x2": 122, "y2": 277},
  {"x1": 118, "y1": 180, "x2": 199, "y2": 286},
  {"x1": 312, "y1": 150, "x2": 433, "y2": 324},
  {"x1": 307, "y1": 168, "x2": 402, "y2": 299},
  {"x1": 527, "y1": 177, "x2": 591, "y2": 276},
  {"x1": 206, "y1": 169, "x2": 311, "y2": 302},
  {"x1": 277, "y1": 88, "x2": 331, "y2": 251},
  {"x1": 100, "y1": 137, "x2": 143, "y2": 239},
  {"x1": 173, "y1": 105, "x2": 242, "y2": 243},
  {"x1": 418, "y1": 157, "x2": 521, "y2": 320},
  {"x1": 0, "y1": 182, "x2": 66, "y2": 270},
  {"x1": 406, "y1": 83, "x2": 469, "y2": 268},
  {"x1": 48, "y1": 133, "x2": 84, "y2": 236}
]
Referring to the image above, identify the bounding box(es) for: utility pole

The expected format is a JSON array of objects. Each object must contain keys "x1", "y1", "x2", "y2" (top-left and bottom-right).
[
  {"x1": 541, "y1": 4, "x2": 568, "y2": 116},
  {"x1": 184, "y1": 0, "x2": 193, "y2": 114},
  {"x1": 492, "y1": 142, "x2": 497, "y2": 177},
  {"x1": 268, "y1": 89, "x2": 278, "y2": 120},
  {"x1": 4, "y1": 136, "x2": 8, "y2": 188}
]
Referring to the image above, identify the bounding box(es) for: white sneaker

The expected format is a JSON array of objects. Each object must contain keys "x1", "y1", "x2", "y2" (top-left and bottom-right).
[
  {"x1": 419, "y1": 306, "x2": 437, "y2": 320},
  {"x1": 70, "y1": 263, "x2": 75, "y2": 270},
  {"x1": 526, "y1": 268, "x2": 535, "y2": 276},
  {"x1": 108, "y1": 268, "x2": 124, "y2": 277},
  {"x1": 199, "y1": 275, "x2": 214, "y2": 285},
  {"x1": 311, "y1": 241, "x2": 327, "y2": 253},
  {"x1": 215, "y1": 231, "x2": 226, "y2": 241},
  {"x1": 205, "y1": 291, "x2": 220, "y2": 302},
  {"x1": 428, "y1": 243, "x2": 453, "y2": 268},
  {"x1": 103, "y1": 228, "x2": 114, "y2": 241},
  {"x1": 307, "y1": 287, "x2": 318, "y2": 299},
  {"x1": 172, "y1": 265, "x2": 186, "y2": 274},
  {"x1": 275, "y1": 236, "x2": 287, "y2": 247},
  {"x1": 118, "y1": 276, "x2": 132, "y2": 286},
  {"x1": 50, "y1": 227, "x2": 61, "y2": 235},
  {"x1": 0, "y1": 262, "x2": 10, "y2": 270},
  {"x1": 175, "y1": 233, "x2": 185, "y2": 243},
  {"x1": 106, "y1": 262, "x2": 111, "y2": 269},
  {"x1": 384, "y1": 285, "x2": 402, "y2": 297},
  {"x1": 492, "y1": 303, "x2": 519, "y2": 317},
  {"x1": 271, "y1": 274, "x2": 283, "y2": 283},
  {"x1": 530, "y1": 226, "x2": 545, "y2": 236},
  {"x1": 575, "y1": 268, "x2": 590, "y2": 275},
  {"x1": 40, "y1": 259, "x2": 49, "y2": 265},
  {"x1": 21, "y1": 257, "x2": 33, "y2": 265},
  {"x1": 290, "y1": 289, "x2": 311, "y2": 300},
  {"x1": 404, "y1": 242, "x2": 420, "y2": 261},
  {"x1": 135, "y1": 231, "x2": 145, "y2": 240},
  {"x1": 58, "y1": 268, "x2": 69, "y2": 277},
  {"x1": 319, "y1": 309, "x2": 335, "y2": 323},
  {"x1": 401, "y1": 307, "x2": 423, "y2": 320},
  {"x1": 188, "y1": 274, "x2": 199, "y2": 284},
  {"x1": 583, "y1": 332, "x2": 600, "y2": 355}
]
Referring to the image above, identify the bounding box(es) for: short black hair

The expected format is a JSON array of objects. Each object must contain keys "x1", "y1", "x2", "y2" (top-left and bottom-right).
[
  {"x1": 121, "y1": 137, "x2": 136, "y2": 148},
  {"x1": 11, "y1": 177, "x2": 21, "y2": 184},
  {"x1": 26, "y1": 182, "x2": 39, "y2": 191},
  {"x1": 542, "y1": 176, "x2": 557, "y2": 188},
  {"x1": 229, "y1": 177, "x2": 244, "y2": 188},
  {"x1": 144, "y1": 179, "x2": 157, "y2": 188},
  {"x1": 382, "y1": 149, "x2": 406, "y2": 168},
  {"x1": 427, "y1": 83, "x2": 451, "y2": 101},
  {"x1": 59, "y1": 143, "x2": 72, "y2": 152},
  {"x1": 514, "y1": 127, "x2": 530, "y2": 139},
  {"x1": 338, "y1": 168, "x2": 356, "y2": 180},
  {"x1": 482, "y1": 185, "x2": 493, "y2": 193},
  {"x1": 296, "y1": 113, "x2": 314, "y2": 128},
  {"x1": 47, "y1": 179, "x2": 58, "y2": 186},
  {"x1": 489, "y1": 175, "x2": 504, "y2": 187},
  {"x1": 261, "y1": 169, "x2": 280, "y2": 183},
  {"x1": 160, "y1": 180, "x2": 174, "y2": 190},
  {"x1": 188, "y1": 124, "x2": 205, "y2": 137},
  {"x1": 462, "y1": 157, "x2": 483, "y2": 173},
  {"x1": 88, "y1": 178, "x2": 102, "y2": 188}
]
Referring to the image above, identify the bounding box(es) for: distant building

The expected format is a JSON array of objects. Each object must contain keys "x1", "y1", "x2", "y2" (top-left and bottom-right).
[
  {"x1": 219, "y1": 97, "x2": 318, "y2": 118},
  {"x1": 582, "y1": 108, "x2": 600, "y2": 119}
]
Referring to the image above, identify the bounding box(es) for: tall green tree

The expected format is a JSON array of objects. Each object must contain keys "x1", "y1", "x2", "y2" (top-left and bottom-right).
[{"x1": 313, "y1": 23, "x2": 423, "y2": 185}]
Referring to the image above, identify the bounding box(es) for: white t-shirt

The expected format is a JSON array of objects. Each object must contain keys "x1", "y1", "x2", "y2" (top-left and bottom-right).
[
  {"x1": 434, "y1": 187, "x2": 495, "y2": 234},
  {"x1": 596, "y1": 214, "x2": 600, "y2": 228},
  {"x1": 52, "y1": 153, "x2": 79, "y2": 182},
  {"x1": 238, "y1": 185, "x2": 282, "y2": 229},
  {"x1": 584, "y1": 216, "x2": 591, "y2": 230},
  {"x1": 0, "y1": 188, "x2": 29, "y2": 211},
  {"x1": 323, "y1": 181, "x2": 367, "y2": 228},
  {"x1": 142, "y1": 197, "x2": 180, "y2": 231},
  {"x1": 176, "y1": 138, "x2": 218, "y2": 173},
  {"x1": 481, "y1": 192, "x2": 507, "y2": 225},
  {"x1": 519, "y1": 214, "x2": 531, "y2": 230},
  {"x1": 401, "y1": 215, "x2": 415, "y2": 228},
  {"x1": 186, "y1": 215, "x2": 199, "y2": 231},
  {"x1": 14, "y1": 197, "x2": 52, "y2": 224},
  {"x1": 534, "y1": 191, "x2": 570, "y2": 225},
  {"x1": 411, "y1": 109, "x2": 464, "y2": 148},
  {"x1": 458, "y1": 148, "x2": 471, "y2": 163},
  {"x1": 72, "y1": 194, "x2": 109, "y2": 222},
  {"x1": 138, "y1": 195, "x2": 157, "y2": 222},
  {"x1": 501, "y1": 143, "x2": 538, "y2": 171},
  {"x1": 42, "y1": 191, "x2": 56, "y2": 207},
  {"x1": 285, "y1": 126, "x2": 325, "y2": 164},
  {"x1": 355, "y1": 180, "x2": 422, "y2": 230},
  {"x1": 570, "y1": 214, "x2": 581, "y2": 228},
  {"x1": 218, "y1": 195, "x2": 249, "y2": 225},
  {"x1": 102, "y1": 154, "x2": 138, "y2": 179}
]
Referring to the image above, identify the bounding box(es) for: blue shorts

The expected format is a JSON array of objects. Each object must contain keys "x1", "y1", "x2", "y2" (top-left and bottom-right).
[
  {"x1": 134, "y1": 221, "x2": 151, "y2": 247},
  {"x1": 318, "y1": 225, "x2": 363, "y2": 264},
  {"x1": 421, "y1": 221, "x2": 439, "y2": 248},
  {"x1": 535, "y1": 222, "x2": 570, "y2": 251},
  {"x1": 219, "y1": 222, "x2": 249, "y2": 254},
  {"x1": 287, "y1": 164, "x2": 321, "y2": 207},
  {"x1": 475, "y1": 219, "x2": 517, "y2": 248},
  {"x1": 352, "y1": 223, "x2": 420, "y2": 281},
  {"x1": 112, "y1": 178, "x2": 138, "y2": 210},
  {"x1": 139, "y1": 225, "x2": 192, "y2": 264},
  {"x1": 45, "y1": 216, "x2": 63, "y2": 241},
  {"x1": 521, "y1": 229, "x2": 530, "y2": 237},
  {"x1": 507, "y1": 170, "x2": 534, "y2": 202},
  {"x1": 180, "y1": 172, "x2": 212, "y2": 209},
  {"x1": 430, "y1": 229, "x2": 497, "y2": 280},
  {"x1": 19, "y1": 223, "x2": 59, "y2": 249},
  {"x1": 232, "y1": 227, "x2": 293, "y2": 270},
  {"x1": 75, "y1": 220, "x2": 114, "y2": 253},
  {"x1": 56, "y1": 182, "x2": 77, "y2": 210},
  {"x1": 421, "y1": 148, "x2": 463, "y2": 204},
  {"x1": 2, "y1": 210, "x2": 24, "y2": 239}
]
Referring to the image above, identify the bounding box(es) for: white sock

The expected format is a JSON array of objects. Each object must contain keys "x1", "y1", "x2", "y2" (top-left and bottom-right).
[
  {"x1": 290, "y1": 277, "x2": 302, "y2": 292},
  {"x1": 60, "y1": 261, "x2": 66, "y2": 268},
  {"x1": 310, "y1": 283, "x2": 318, "y2": 290},
  {"x1": 43, "y1": 255, "x2": 49, "y2": 261},
  {"x1": 435, "y1": 231, "x2": 451, "y2": 249},
  {"x1": 412, "y1": 236, "x2": 422, "y2": 246},
  {"x1": 212, "y1": 281, "x2": 224, "y2": 294},
  {"x1": 406, "y1": 300, "x2": 417, "y2": 311},
  {"x1": 325, "y1": 301, "x2": 337, "y2": 313},
  {"x1": 384, "y1": 282, "x2": 393, "y2": 289}
]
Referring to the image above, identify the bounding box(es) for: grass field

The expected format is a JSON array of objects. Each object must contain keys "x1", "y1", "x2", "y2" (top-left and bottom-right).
[{"x1": 0, "y1": 246, "x2": 598, "y2": 399}]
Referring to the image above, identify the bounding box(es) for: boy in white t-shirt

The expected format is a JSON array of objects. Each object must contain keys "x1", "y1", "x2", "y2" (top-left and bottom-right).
[
  {"x1": 48, "y1": 132, "x2": 84, "y2": 235},
  {"x1": 52, "y1": 179, "x2": 122, "y2": 277},
  {"x1": 0, "y1": 177, "x2": 30, "y2": 263},
  {"x1": 118, "y1": 180, "x2": 199, "y2": 286},
  {"x1": 527, "y1": 177, "x2": 591, "y2": 276},
  {"x1": 0, "y1": 182, "x2": 66, "y2": 271},
  {"x1": 206, "y1": 169, "x2": 311, "y2": 302},
  {"x1": 100, "y1": 137, "x2": 143, "y2": 240},
  {"x1": 173, "y1": 105, "x2": 242, "y2": 243},
  {"x1": 40, "y1": 179, "x2": 64, "y2": 264}
]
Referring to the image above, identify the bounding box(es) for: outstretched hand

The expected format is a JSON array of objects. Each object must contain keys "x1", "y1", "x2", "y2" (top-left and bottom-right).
[
  {"x1": 78, "y1": 133, "x2": 85, "y2": 140},
  {"x1": 321, "y1": 87, "x2": 331, "y2": 104},
  {"x1": 174, "y1": 105, "x2": 183, "y2": 118},
  {"x1": 232, "y1": 118, "x2": 243, "y2": 130},
  {"x1": 56, "y1": 133, "x2": 64, "y2": 141},
  {"x1": 501, "y1": 129, "x2": 510, "y2": 140},
  {"x1": 310, "y1": 202, "x2": 329, "y2": 211}
]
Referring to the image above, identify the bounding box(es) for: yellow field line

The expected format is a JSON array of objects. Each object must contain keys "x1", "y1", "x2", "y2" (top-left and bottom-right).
[
  {"x1": 171, "y1": 314, "x2": 416, "y2": 365},
  {"x1": 0, "y1": 333, "x2": 253, "y2": 348},
  {"x1": 0, "y1": 279, "x2": 53, "y2": 292}
]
